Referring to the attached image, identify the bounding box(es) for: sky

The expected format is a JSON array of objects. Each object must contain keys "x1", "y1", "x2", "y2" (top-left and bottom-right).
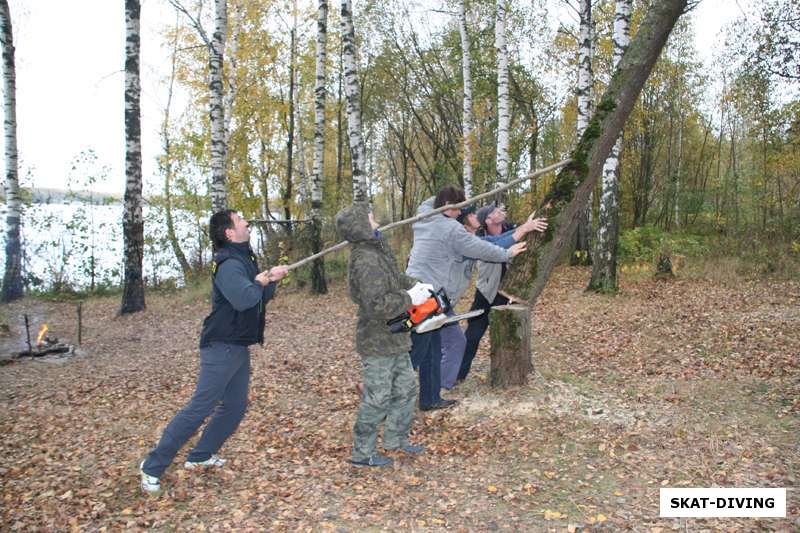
[{"x1": 2, "y1": 0, "x2": 746, "y2": 196}]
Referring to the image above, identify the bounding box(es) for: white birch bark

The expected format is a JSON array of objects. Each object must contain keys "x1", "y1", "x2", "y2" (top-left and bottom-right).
[
  {"x1": 209, "y1": 0, "x2": 228, "y2": 211},
  {"x1": 589, "y1": 0, "x2": 631, "y2": 292},
  {"x1": 458, "y1": 0, "x2": 474, "y2": 197},
  {"x1": 309, "y1": 0, "x2": 329, "y2": 294},
  {"x1": 572, "y1": 0, "x2": 594, "y2": 265},
  {"x1": 495, "y1": 0, "x2": 510, "y2": 206},
  {"x1": 341, "y1": 0, "x2": 367, "y2": 202},
  {"x1": 576, "y1": 0, "x2": 593, "y2": 137},
  {"x1": 284, "y1": 0, "x2": 297, "y2": 223},
  {"x1": 0, "y1": 0, "x2": 22, "y2": 302},
  {"x1": 312, "y1": 0, "x2": 328, "y2": 215},
  {"x1": 224, "y1": 2, "x2": 241, "y2": 149},
  {"x1": 167, "y1": 0, "x2": 228, "y2": 211},
  {"x1": 121, "y1": 0, "x2": 145, "y2": 313}
]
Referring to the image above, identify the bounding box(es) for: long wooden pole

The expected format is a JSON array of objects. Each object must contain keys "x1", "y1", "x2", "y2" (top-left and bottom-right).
[{"x1": 284, "y1": 159, "x2": 570, "y2": 271}]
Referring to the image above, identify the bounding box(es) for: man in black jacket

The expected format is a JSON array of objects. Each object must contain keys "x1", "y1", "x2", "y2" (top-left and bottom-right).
[{"x1": 140, "y1": 210, "x2": 287, "y2": 494}]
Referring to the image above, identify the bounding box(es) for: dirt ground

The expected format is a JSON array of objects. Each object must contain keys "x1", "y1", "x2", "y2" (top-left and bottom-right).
[{"x1": 0, "y1": 267, "x2": 797, "y2": 531}]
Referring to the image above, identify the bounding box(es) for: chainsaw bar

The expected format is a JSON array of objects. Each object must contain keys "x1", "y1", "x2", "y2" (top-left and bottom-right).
[{"x1": 414, "y1": 309, "x2": 485, "y2": 333}]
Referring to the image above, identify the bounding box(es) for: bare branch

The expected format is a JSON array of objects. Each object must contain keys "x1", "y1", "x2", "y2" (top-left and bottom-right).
[{"x1": 167, "y1": 0, "x2": 210, "y2": 46}]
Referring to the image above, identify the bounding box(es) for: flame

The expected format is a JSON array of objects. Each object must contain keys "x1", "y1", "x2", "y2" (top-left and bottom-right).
[{"x1": 36, "y1": 323, "x2": 49, "y2": 346}]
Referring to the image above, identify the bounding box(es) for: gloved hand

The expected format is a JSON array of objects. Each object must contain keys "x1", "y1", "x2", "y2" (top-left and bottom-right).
[
  {"x1": 406, "y1": 282, "x2": 433, "y2": 305},
  {"x1": 417, "y1": 282, "x2": 434, "y2": 294}
]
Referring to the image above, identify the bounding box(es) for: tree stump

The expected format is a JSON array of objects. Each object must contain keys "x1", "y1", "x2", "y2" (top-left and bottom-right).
[{"x1": 488, "y1": 304, "x2": 532, "y2": 388}]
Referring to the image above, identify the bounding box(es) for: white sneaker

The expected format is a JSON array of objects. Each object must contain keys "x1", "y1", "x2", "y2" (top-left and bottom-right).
[
  {"x1": 184, "y1": 454, "x2": 226, "y2": 469},
  {"x1": 140, "y1": 461, "x2": 161, "y2": 494}
]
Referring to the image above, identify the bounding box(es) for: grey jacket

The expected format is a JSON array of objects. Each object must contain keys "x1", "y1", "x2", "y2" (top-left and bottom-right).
[
  {"x1": 406, "y1": 197, "x2": 512, "y2": 305},
  {"x1": 476, "y1": 260, "x2": 504, "y2": 302},
  {"x1": 476, "y1": 225, "x2": 518, "y2": 302}
]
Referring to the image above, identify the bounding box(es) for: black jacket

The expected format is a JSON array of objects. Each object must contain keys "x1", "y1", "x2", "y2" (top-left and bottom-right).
[{"x1": 199, "y1": 242, "x2": 275, "y2": 348}]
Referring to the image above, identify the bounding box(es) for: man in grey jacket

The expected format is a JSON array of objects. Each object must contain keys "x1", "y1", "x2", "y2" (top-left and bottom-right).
[{"x1": 406, "y1": 186, "x2": 526, "y2": 410}]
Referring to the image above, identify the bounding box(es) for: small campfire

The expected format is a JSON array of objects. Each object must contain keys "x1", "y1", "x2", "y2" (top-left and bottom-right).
[
  {"x1": 16, "y1": 321, "x2": 75, "y2": 359},
  {"x1": 36, "y1": 323, "x2": 49, "y2": 346}
]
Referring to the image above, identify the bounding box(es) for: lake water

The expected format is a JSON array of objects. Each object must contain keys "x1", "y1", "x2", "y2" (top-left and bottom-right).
[{"x1": 0, "y1": 202, "x2": 234, "y2": 291}]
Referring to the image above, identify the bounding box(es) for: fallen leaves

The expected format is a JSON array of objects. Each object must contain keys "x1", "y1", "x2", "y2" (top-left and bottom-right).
[{"x1": 0, "y1": 269, "x2": 797, "y2": 530}]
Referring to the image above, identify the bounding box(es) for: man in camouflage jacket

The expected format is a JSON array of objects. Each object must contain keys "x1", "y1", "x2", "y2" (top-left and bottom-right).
[{"x1": 336, "y1": 203, "x2": 431, "y2": 467}]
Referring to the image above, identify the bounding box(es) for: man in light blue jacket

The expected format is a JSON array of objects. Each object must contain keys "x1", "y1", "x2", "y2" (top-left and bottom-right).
[
  {"x1": 406, "y1": 186, "x2": 527, "y2": 410},
  {"x1": 457, "y1": 203, "x2": 547, "y2": 385}
]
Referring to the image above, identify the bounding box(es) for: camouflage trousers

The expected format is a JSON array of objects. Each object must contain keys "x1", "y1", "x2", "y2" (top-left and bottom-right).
[{"x1": 352, "y1": 352, "x2": 418, "y2": 462}]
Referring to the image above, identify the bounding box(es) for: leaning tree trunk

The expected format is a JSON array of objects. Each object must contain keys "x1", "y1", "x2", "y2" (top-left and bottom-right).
[
  {"x1": 0, "y1": 0, "x2": 22, "y2": 303},
  {"x1": 589, "y1": 0, "x2": 631, "y2": 293},
  {"x1": 458, "y1": 0, "x2": 474, "y2": 197},
  {"x1": 311, "y1": 0, "x2": 328, "y2": 294},
  {"x1": 121, "y1": 0, "x2": 145, "y2": 314},
  {"x1": 490, "y1": 0, "x2": 689, "y2": 386},
  {"x1": 163, "y1": 11, "x2": 192, "y2": 282},
  {"x1": 341, "y1": 0, "x2": 368, "y2": 202},
  {"x1": 494, "y1": 0, "x2": 510, "y2": 206},
  {"x1": 571, "y1": 0, "x2": 594, "y2": 266}
]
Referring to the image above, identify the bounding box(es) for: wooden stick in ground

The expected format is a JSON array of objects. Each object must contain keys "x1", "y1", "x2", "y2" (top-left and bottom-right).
[
  {"x1": 23, "y1": 314, "x2": 31, "y2": 356},
  {"x1": 77, "y1": 302, "x2": 82, "y2": 345},
  {"x1": 284, "y1": 159, "x2": 570, "y2": 271}
]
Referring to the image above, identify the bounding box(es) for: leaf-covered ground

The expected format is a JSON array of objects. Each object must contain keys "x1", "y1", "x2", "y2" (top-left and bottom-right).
[{"x1": 1, "y1": 267, "x2": 798, "y2": 531}]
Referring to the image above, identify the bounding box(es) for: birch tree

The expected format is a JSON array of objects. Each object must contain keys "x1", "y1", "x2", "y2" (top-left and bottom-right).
[
  {"x1": 497, "y1": 0, "x2": 690, "y2": 363},
  {"x1": 168, "y1": 0, "x2": 228, "y2": 211},
  {"x1": 341, "y1": 0, "x2": 368, "y2": 202},
  {"x1": 284, "y1": 0, "x2": 298, "y2": 226},
  {"x1": 674, "y1": 106, "x2": 683, "y2": 228},
  {"x1": 311, "y1": 0, "x2": 328, "y2": 293},
  {"x1": 0, "y1": 0, "x2": 21, "y2": 303},
  {"x1": 495, "y1": 0, "x2": 510, "y2": 206},
  {"x1": 458, "y1": 0, "x2": 474, "y2": 197},
  {"x1": 121, "y1": 0, "x2": 145, "y2": 314},
  {"x1": 162, "y1": 12, "x2": 192, "y2": 282},
  {"x1": 588, "y1": 0, "x2": 631, "y2": 292},
  {"x1": 572, "y1": 0, "x2": 594, "y2": 265}
]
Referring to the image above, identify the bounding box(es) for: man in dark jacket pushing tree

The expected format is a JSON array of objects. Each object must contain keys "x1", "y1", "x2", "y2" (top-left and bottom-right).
[
  {"x1": 140, "y1": 209, "x2": 287, "y2": 494},
  {"x1": 336, "y1": 203, "x2": 430, "y2": 467}
]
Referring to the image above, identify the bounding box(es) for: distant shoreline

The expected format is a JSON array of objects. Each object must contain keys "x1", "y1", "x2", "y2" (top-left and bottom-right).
[{"x1": 2, "y1": 187, "x2": 124, "y2": 205}]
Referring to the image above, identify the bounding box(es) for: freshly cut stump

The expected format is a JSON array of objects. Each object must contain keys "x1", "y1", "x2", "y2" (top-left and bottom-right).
[{"x1": 489, "y1": 304, "x2": 532, "y2": 388}]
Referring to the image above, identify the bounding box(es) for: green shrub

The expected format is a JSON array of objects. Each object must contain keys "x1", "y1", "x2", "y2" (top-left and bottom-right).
[
  {"x1": 619, "y1": 225, "x2": 666, "y2": 264},
  {"x1": 619, "y1": 225, "x2": 710, "y2": 265}
]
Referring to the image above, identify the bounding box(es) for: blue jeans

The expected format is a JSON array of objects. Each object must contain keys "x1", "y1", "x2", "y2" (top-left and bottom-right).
[
  {"x1": 142, "y1": 342, "x2": 250, "y2": 477},
  {"x1": 409, "y1": 329, "x2": 442, "y2": 409},
  {"x1": 440, "y1": 310, "x2": 466, "y2": 390}
]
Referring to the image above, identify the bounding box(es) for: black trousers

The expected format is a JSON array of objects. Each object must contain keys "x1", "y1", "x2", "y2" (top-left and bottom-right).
[{"x1": 458, "y1": 289, "x2": 509, "y2": 381}]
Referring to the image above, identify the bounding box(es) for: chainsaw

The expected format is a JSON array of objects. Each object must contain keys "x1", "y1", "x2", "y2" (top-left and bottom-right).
[{"x1": 387, "y1": 288, "x2": 484, "y2": 334}]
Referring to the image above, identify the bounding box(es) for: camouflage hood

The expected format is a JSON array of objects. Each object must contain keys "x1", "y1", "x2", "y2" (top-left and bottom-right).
[
  {"x1": 337, "y1": 203, "x2": 418, "y2": 357},
  {"x1": 336, "y1": 203, "x2": 375, "y2": 243}
]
